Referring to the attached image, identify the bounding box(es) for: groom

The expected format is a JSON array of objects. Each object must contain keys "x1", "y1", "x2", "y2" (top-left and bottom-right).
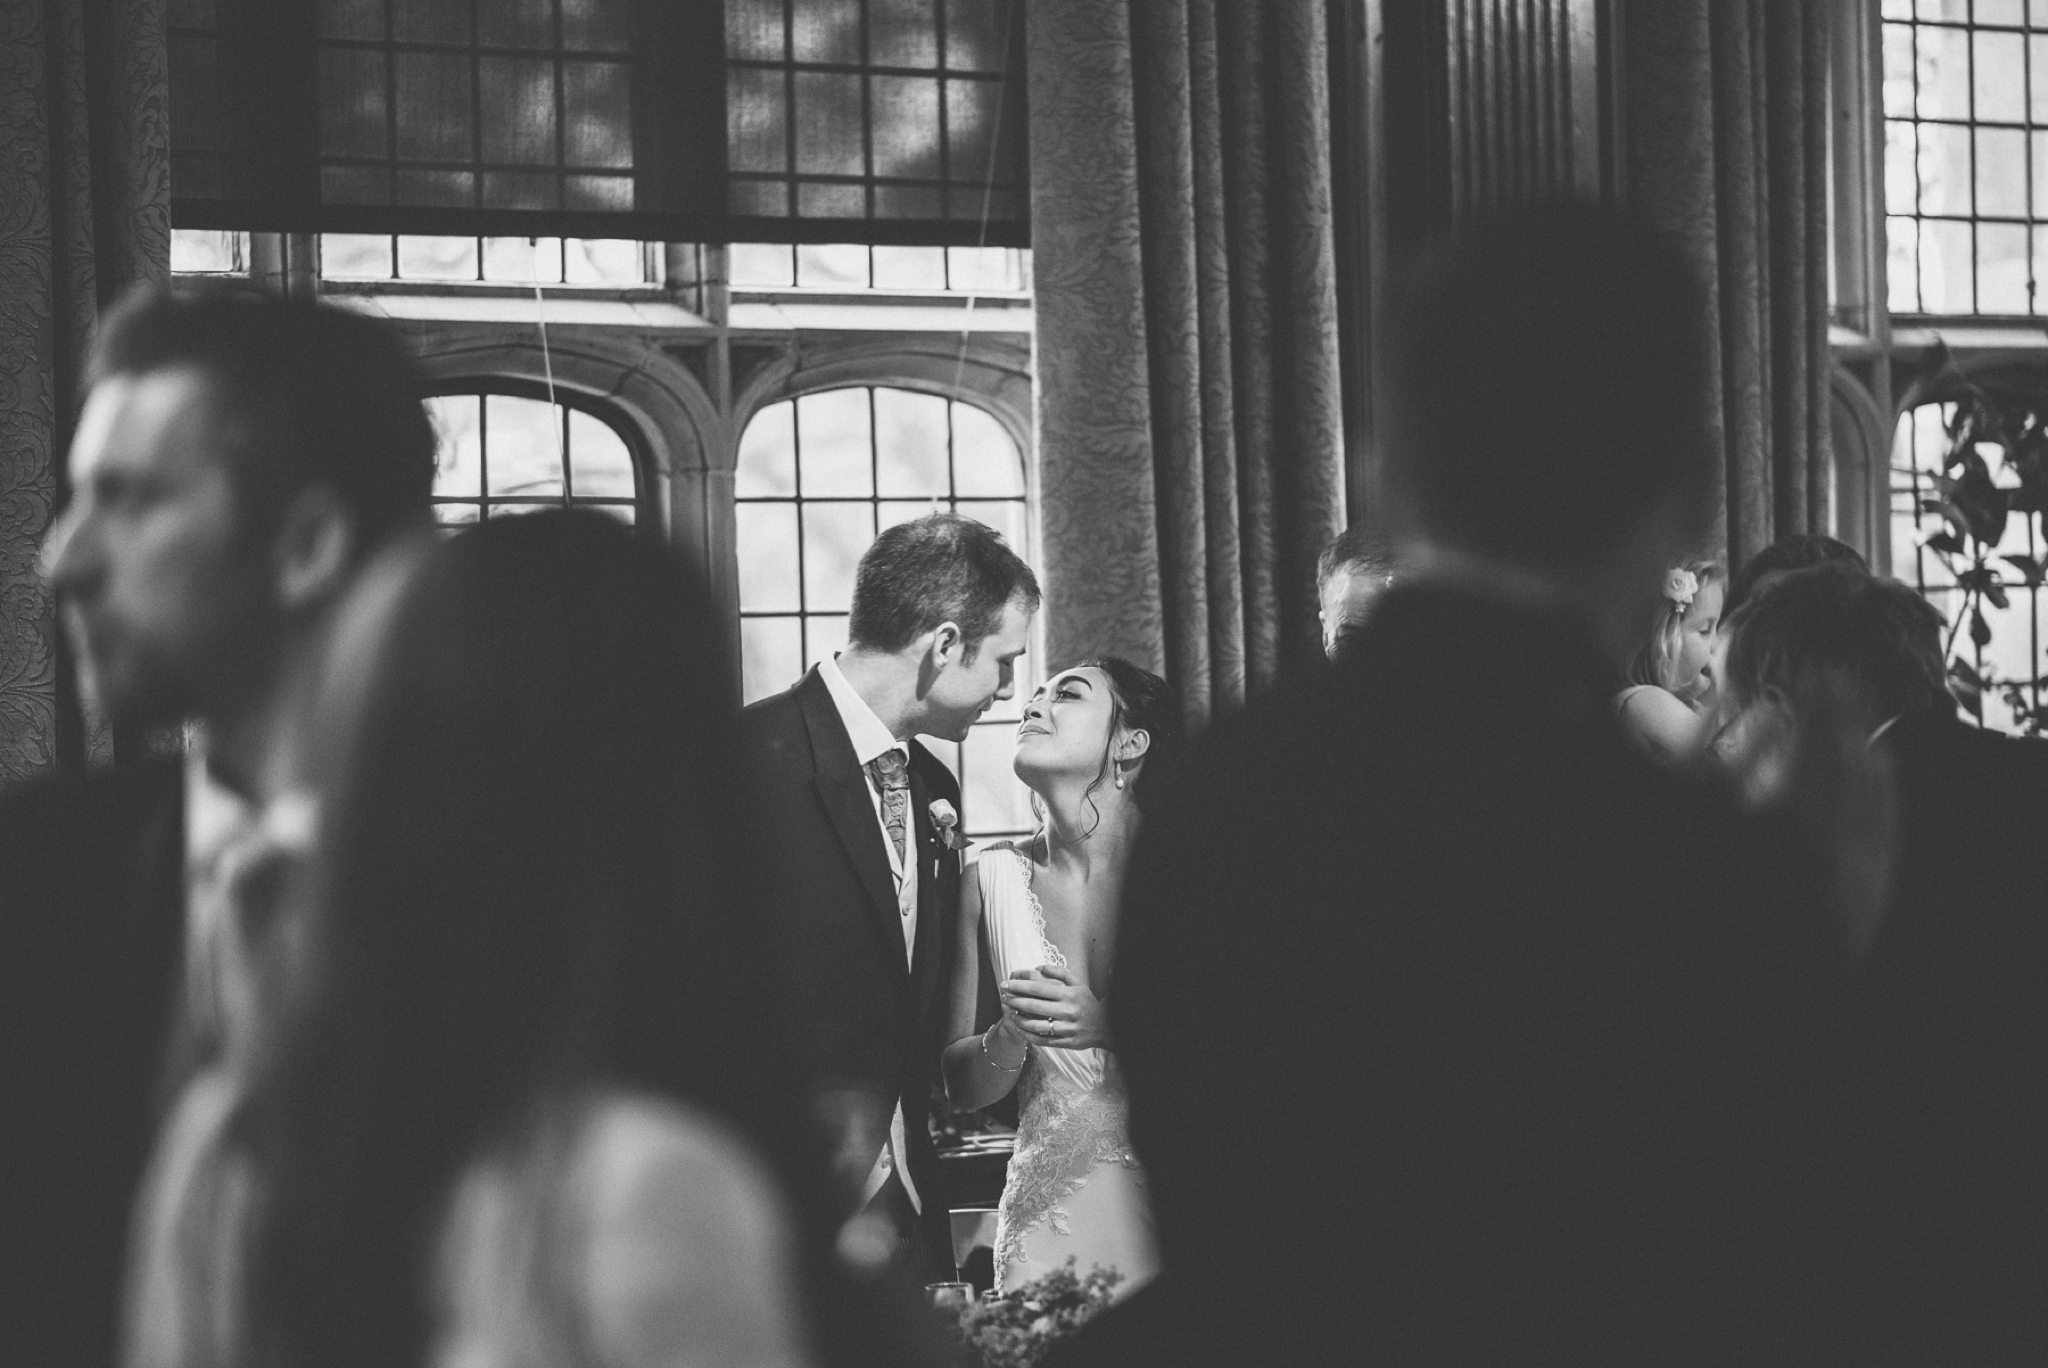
[{"x1": 741, "y1": 513, "x2": 1039, "y2": 1284}]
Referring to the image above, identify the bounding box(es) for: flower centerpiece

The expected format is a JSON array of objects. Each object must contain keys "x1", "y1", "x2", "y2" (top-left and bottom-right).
[{"x1": 950, "y1": 1259, "x2": 1122, "y2": 1368}]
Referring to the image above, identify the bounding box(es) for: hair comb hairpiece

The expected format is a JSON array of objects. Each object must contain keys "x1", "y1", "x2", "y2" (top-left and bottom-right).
[{"x1": 1664, "y1": 567, "x2": 1700, "y2": 610}]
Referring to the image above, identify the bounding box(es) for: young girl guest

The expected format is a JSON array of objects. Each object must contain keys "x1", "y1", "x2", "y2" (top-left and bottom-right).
[
  {"x1": 1615, "y1": 559, "x2": 1724, "y2": 763},
  {"x1": 125, "y1": 512, "x2": 830, "y2": 1368},
  {"x1": 941, "y1": 658, "x2": 1183, "y2": 1300}
]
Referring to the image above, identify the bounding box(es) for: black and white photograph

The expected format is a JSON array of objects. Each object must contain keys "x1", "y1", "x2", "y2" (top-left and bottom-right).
[{"x1": 3, "y1": 1, "x2": 2048, "y2": 1364}]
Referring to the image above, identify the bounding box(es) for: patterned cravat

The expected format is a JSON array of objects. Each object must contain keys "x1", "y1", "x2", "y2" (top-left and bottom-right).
[{"x1": 867, "y1": 748, "x2": 910, "y2": 866}]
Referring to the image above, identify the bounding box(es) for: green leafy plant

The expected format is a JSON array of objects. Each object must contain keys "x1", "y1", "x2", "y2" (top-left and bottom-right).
[
  {"x1": 1910, "y1": 341, "x2": 2048, "y2": 733},
  {"x1": 950, "y1": 1259, "x2": 1123, "y2": 1368}
]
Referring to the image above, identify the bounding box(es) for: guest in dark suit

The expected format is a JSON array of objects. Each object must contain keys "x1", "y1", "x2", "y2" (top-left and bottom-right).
[
  {"x1": 1720, "y1": 566, "x2": 2048, "y2": 1363},
  {"x1": 1059, "y1": 203, "x2": 1845, "y2": 1366},
  {"x1": 0, "y1": 284, "x2": 434, "y2": 1368},
  {"x1": 739, "y1": 513, "x2": 1039, "y2": 1285}
]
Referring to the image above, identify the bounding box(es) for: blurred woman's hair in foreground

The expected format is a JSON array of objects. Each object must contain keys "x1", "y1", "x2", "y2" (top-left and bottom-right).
[{"x1": 235, "y1": 511, "x2": 831, "y2": 1368}]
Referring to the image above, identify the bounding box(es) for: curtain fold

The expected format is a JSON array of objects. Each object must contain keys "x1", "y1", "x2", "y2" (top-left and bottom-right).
[
  {"x1": 1027, "y1": 0, "x2": 1344, "y2": 726},
  {"x1": 1622, "y1": 0, "x2": 1832, "y2": 569},
  {"x1": 0, "y1": 0, "x2": 170, "y2": 780}
]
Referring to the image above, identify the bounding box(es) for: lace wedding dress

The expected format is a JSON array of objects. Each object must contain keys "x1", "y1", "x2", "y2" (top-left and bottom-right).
[{"x1": 978, "y1": 845, "x2": 1159, "y2": 1298}]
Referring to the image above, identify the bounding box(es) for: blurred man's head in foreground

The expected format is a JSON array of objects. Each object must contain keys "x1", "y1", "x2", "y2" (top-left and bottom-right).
[
  {"x1": 1383, "y1": 201, "x2": 1714, "y2": 647},
  {"x1": 44, "y1": 284, "x2": 435, "y2": 736}
]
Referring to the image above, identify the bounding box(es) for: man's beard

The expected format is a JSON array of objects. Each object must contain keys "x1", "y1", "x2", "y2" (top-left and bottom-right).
[{"x1": 64, "y1": 618, "x2": 194, "y2": 742}]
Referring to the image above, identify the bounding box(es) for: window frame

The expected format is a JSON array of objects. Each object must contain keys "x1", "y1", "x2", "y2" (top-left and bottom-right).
[
  {"x1": 728, "y1": 366, "x2": 1039, "y2": 841},
  {"x1": 1839, "y1": 0, "x2": 2048, "y2": 731},
  {"x1": 420, "y1": 380, "x2": 656, "y2": 531}
]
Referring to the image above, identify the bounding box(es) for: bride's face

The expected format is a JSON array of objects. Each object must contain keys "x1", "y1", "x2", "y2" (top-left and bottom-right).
[{"x1": 1013, "y1": 666, "x2": 1117, "y2": 786}]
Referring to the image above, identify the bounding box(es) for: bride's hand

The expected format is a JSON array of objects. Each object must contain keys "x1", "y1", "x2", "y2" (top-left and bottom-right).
[{"x1": 999, "y1": 965, "x2": 1109, "y2": 1051}]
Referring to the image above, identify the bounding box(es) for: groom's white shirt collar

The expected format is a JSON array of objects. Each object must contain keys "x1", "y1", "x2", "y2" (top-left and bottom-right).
[
  {"x1": 819, "y1": 652, "x2": 907, "y2": 766},
  {"x1": 186, "y1": 744, "x2": 258, "y2": 878}
]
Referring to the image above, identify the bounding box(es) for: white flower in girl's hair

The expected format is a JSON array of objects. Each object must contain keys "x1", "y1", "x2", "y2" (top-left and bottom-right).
[
  {"x1": 1664, "y1": 567, "x2": 1700, "y2": 609},
  {"x1": 928, "y1": 798, "x2": 966, "y2": 851}
]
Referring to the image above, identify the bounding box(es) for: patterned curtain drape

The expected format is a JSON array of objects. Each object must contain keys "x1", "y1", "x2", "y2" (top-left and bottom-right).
[
  {"x1": 1026, "y1": 0, "x2": 1345, "y2": 726},
  {"x1": 0, "y1": 0, "x2": 169, "y2": 781},
  {"x1": 1621, "y1": 0, "x2": 1832, "y2": 570}
]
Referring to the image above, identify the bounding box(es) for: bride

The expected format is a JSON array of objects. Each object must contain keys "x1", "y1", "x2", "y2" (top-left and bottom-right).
[{"x1": 941, "y1": 657, "x2": 1182, "y2": 1299}]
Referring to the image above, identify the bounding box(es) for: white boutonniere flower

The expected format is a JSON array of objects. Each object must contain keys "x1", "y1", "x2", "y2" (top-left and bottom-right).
[
  {"x1": 929, "y1": 798, "x2": 966, "y2": 851},
  {"x1": 1664, "y1": 567, "x2": 1699, "y2": 610}
]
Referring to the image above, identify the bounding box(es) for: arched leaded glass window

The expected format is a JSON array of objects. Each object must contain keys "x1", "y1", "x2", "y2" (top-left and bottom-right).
[
  {"x1": 735, "y1": 386, "x2": 1034, "y2": 838},
  {"x1": 1882, "y1": 1, "x2": 2048, "y2": 316},
  {"x1": 426, "y1": 391, "x2": 642, "y2": 530}
]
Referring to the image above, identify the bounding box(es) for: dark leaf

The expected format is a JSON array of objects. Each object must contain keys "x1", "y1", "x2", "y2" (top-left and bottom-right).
[
  {"x1": 1925, "y1": 530, "x2": 1967, "y2": 556},
  {"x1": 1972, "y1": 606, "x2": 1993, "y2": 648},
  {"x1": 1930, "y1": 336, "x2": 1958, "y2": 381},
  {"x1": 1948, "y1": 656, "x2": 1985, "y2": 719},
  {"x1": 1953, "y1": 455, "x2": 2011, "y2": 546},
  {"x1": 2013, "y1": 434, "x2": 2048, "y2": 513},
  {"x1": 1957, "y1": 566, "x2": 1995, "y2": 591},
  {"x1": 2003, "y1": 553, "x2": 2046, "y2": 586},
  {"x1": 1986, "y1": 581, "x2": 2011, "y2": 610}
]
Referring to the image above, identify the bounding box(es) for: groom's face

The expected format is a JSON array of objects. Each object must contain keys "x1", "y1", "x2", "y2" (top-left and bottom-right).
[{"x1": 926, "y1": 594, "x2": 1034, "y2": 741}]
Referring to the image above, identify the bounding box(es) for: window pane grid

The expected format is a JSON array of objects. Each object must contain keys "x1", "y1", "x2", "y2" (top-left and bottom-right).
[
  {"x1": 1889, "y1": 399, "x2": 2045, "y2": 732},
  {"x1": 725, "y1": 0, "x2": 1024, "y2": 226},
  {"x1": 320, "y1": 234, "x2": 655, "y2": 284},
  {"x1": 1884, "y1": 7, "x2": 2048, "y2": 315},
  {"x1": 737, "y1": 384, "x2": 1030, "y2": 838},
  {"x1": 313, "y1": 0, "x2": 636, "y2": 215},
  {"x1": 427, "y1": 392, "x2": 640, "y2": 531},
  {"x1": 726, "y1": 241, "x2": 1030, "y2": 292}
]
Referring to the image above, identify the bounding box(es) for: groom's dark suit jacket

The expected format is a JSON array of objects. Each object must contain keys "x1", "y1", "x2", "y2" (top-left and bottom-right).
[
  {"x1": 738, "y1": 667, "x2": 962, "y2": 1281},
  {"x1": 0, "y1": 758, "x2": 186, "y2": 1368}
]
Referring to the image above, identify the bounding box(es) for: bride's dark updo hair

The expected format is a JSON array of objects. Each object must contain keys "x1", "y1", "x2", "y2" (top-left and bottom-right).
[
  {"x1": 1078, "y1": 655, "x2": 1184, "y2": 813},
  {"x1": 1027, "y1": 656, "x2": 1184, "y2": 843}
]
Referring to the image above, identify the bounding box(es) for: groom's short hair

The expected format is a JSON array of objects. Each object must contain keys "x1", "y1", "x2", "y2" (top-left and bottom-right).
[{"x1": 848, "y1": 513, "x2": 1040, "y2": 655}]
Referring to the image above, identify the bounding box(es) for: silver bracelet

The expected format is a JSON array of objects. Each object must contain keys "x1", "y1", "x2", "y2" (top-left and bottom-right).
[{"x1": 980, "y1": 1021, "x2": 1026, "y2": 1072}]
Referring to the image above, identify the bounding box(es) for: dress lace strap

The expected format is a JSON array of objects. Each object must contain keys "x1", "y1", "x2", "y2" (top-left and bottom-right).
[{"x1": 1008, "y1": 845, "x2": 1069, "y2": 972}]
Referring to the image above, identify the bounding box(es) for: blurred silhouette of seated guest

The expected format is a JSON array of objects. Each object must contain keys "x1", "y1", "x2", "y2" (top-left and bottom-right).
[
  {"x1": 1721, "y1": 532, "x2": 1867, "y2": 622},
  {"x1": 123, "y1": 512, "x2": 831, "y2": 1368},
  {"x1": 0, "y1": 283, "x2": 435, "y2": 1368},
  {"x1": 1717, "y1": 565, "x2": 2048, "y2": 1364},
  {"x1": 1316, "y1": 522, "x2": 1400, "y2": 661},
  {"x1": 1614, "y1": 559, "x2": 1724, "y2": 762},
  {"x1": 1054, "y1": 202, "x2": 1845, "y2": 1368}
]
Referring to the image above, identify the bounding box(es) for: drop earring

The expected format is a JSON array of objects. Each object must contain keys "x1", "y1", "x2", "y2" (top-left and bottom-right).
[{"x1": 1113, "y1": 766, "x2": 1126, "y2": 791}]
